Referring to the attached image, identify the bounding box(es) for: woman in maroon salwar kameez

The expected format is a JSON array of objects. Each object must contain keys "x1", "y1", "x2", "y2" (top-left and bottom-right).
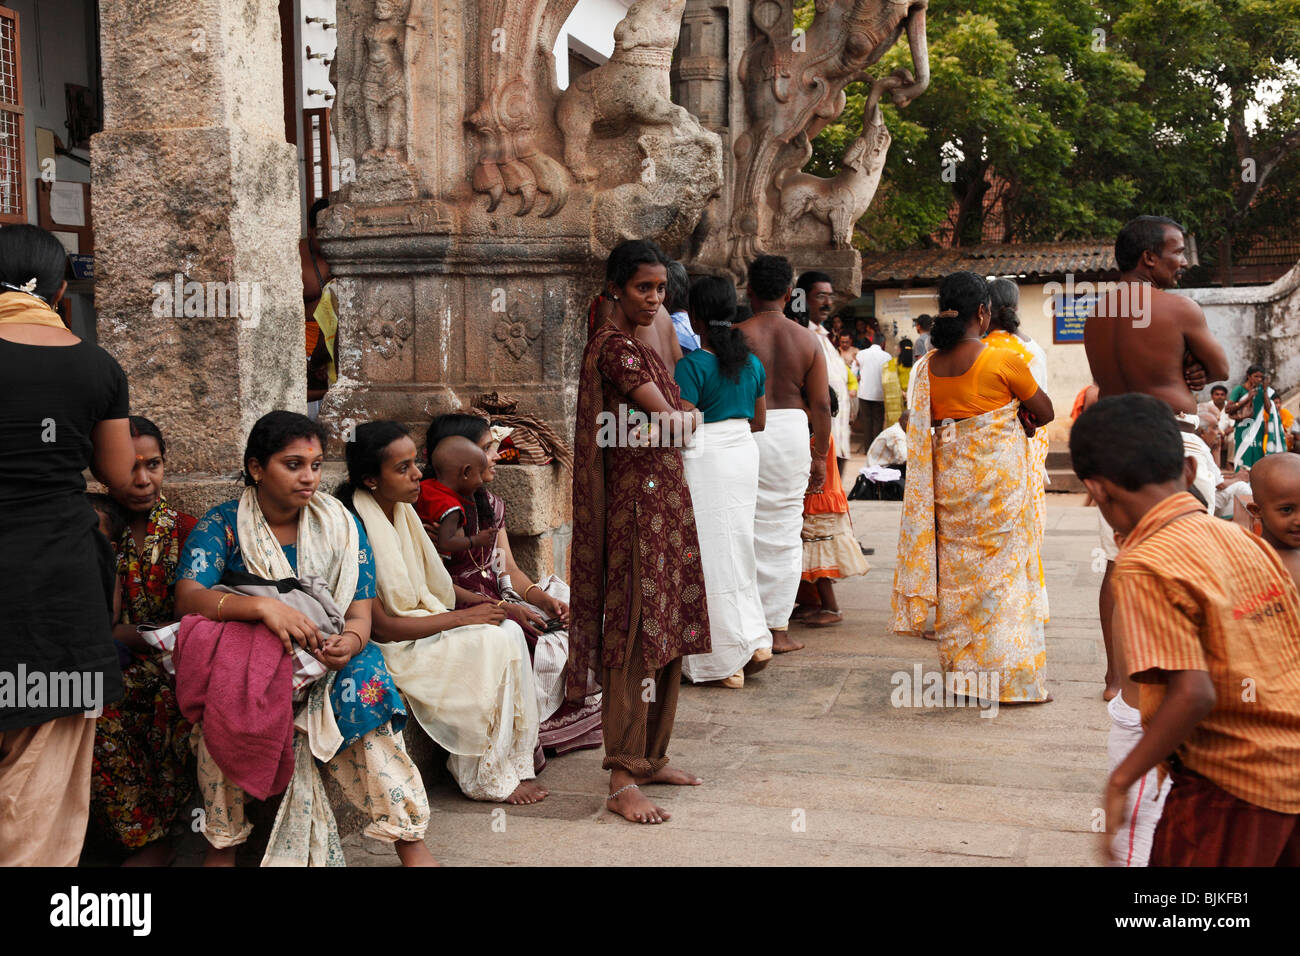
[{"x1": 569, "y1": 239, "x2": 712, "y2": 824}]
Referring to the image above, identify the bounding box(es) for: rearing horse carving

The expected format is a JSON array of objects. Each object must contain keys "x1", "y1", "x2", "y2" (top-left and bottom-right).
[{"x1": 730, "y1": 0, "x2": 930, "y2": 273}]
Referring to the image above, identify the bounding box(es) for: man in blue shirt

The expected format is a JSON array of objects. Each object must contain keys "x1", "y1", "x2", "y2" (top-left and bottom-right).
[{"x1": 666, "y1": 260, "x2": 700, "y2": 353}]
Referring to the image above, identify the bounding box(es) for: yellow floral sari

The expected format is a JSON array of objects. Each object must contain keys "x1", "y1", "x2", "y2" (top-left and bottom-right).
[
  {"x1": 892, "y1": 353, "x2": 1048, "y2": 701},
  {"x1": 984, "y1": 329, "x2": 1050, "y2": 620}
]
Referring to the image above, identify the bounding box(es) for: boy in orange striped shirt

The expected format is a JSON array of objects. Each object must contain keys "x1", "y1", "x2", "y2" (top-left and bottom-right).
[{"x1": 1072, "y1": 394, "x2": 1300, "y2": 866}]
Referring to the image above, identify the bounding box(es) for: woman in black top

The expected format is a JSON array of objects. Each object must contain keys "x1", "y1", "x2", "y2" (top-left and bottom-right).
[{"x1": 0, "y1": 224, "x2": 134, "y2": 866}]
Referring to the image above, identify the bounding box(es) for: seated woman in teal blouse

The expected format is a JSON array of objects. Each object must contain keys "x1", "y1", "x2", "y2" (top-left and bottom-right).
[{"x1": 175, "y1": 411, "x2": 435, "y2": 866}]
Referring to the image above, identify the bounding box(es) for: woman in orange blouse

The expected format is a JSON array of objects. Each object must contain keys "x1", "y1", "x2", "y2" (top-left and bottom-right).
[{"x1": 892, "y1": 271, "x2": 1055, "y2": 704}]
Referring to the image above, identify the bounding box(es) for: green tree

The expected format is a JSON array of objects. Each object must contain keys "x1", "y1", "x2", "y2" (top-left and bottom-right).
[{"x1": 803, "y1": 0, "x2": 1300, "y2": 278}]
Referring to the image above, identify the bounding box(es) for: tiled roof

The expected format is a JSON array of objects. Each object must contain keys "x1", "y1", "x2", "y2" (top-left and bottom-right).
[{"x1": 860, "y1": 241, "x2": 1118, "y2": 286}]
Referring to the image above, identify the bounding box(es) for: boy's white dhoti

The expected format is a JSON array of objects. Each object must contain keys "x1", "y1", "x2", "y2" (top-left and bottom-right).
[
  {"x1": 752, "y1": 408, "x2": 811, "y2": 631},
  {"x1": 681, "y1": 419, "x2": 772, "y2": 681}
]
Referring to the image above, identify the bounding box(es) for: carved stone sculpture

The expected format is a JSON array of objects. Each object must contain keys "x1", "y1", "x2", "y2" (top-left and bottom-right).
[
  {"x1": 730, "y1": 0, "x2": 930, "y2": 273},
  {"x1": 362, "y1": 0, "x2": 411, "y2": 161},
  {"x1": 774, "y1": 74, "x2": 898, "y2": 249},
  {"x1": 557, "y1": 0, "x2": 724, "y2": 253},
  {"x1": 467, "y1": 0, "x2": 573, "y2": 217}
]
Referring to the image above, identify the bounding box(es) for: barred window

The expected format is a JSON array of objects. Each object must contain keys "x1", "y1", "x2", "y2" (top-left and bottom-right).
[{"x1": 0, "y1": 6, "x2": 24, "y2": 224}]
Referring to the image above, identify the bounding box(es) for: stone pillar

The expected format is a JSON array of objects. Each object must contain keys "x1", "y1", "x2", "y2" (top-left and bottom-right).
[{"x1": 93, "y1": 0, "x2": 304, "y2": 509}]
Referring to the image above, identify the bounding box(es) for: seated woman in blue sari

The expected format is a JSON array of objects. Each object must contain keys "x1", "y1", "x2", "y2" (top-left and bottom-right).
[{"x1": 175, "y1": 411, "x2": 435, "y2": 866}]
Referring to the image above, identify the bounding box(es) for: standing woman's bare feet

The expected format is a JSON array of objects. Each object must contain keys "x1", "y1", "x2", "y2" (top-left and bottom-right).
[
  {"x1": 606, "y1": 781, "x2": 671, "y2": 824},
  {"x1": 771, "y1": 628, "x2": 804, "y2": 653},
  {"x1": 396, "y1": 839, "x2": 440, "y2": 866},
  {"x1": 639, "y1": 764, "x2": 702, "y2": 786},
  {"x1": 506, "y1": 779, "x2": 549, "y2": 804}
]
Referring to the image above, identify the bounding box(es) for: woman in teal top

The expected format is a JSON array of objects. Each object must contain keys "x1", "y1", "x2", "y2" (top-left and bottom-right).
[
  {"x1": 673, "y1": 277, "x2": 772, "y2": 688},
  {"x1": 175, "y1": 411, "x2": 434, "y2": 866}
]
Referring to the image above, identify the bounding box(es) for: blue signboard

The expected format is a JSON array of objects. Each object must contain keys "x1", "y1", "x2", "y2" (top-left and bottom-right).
[{"x1": 1053, "y1": 294, "x2": 1094, "y2": 343}]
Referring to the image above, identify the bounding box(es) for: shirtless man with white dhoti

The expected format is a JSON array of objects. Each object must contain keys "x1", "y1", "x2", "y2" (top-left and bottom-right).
[{"x1": 737, "y1": 255, "x2": 831, "y2": 654}]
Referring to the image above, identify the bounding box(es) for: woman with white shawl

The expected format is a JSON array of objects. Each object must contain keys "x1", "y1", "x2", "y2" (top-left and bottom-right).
[
  {"x1": 175, "y1": 411, "x2": 435, "y2": 866},
  {"x1": 338, "y1": 421, "x2": 546, "y2": 805}
]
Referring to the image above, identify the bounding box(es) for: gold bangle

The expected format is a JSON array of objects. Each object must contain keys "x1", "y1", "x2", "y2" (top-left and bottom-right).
[
  {"x1": 216, "y1": 594, "x2": 230, "y2": 622},
  {"x1": 524, "y1": 584, "x2": 542, "y2": 602},
  {"x1": 495, "y1": 600, "x2": 506, "y2": 607},
  {"x1": 340, "y1": 628, "x2": 364, "y2": 653}
]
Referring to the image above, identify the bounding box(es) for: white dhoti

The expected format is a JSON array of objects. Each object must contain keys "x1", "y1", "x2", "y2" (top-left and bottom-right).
[
  {"x1": 680, "y1": 419, "x2": 772, "y2": 682},
  {"x1": 1107, "y1": 692, "x2": 1170, "y2": 867},
  {"x1": 752, "y1": 407, "x2": 812, "y2": 631}
]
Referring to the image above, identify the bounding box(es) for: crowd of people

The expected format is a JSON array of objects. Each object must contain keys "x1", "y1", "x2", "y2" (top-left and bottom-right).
[{"x1": 2, "y1": 210, "x2": 1298, "y2": 867}]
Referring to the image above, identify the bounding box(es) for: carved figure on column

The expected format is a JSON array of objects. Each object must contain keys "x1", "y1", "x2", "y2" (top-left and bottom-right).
[
  {"x1": 362, "y1": 0, "x2": 411, "y2": 161},
  {"x1": 730, "y1": 0, "x2": 930, "y2": 273}
]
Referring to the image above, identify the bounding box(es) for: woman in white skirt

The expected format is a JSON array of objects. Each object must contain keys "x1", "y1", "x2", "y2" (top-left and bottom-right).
[{"x1": 674, "y1": 277, "x2": 774, "y2": 688}]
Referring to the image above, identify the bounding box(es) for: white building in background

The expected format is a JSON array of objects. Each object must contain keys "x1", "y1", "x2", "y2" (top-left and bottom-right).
[{"x1": 554, "y1": 0, "x2": 635, "y2": 89}]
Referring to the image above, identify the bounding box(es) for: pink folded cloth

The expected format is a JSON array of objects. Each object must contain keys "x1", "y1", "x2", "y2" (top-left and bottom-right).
[{"x1": 172, "y1": 613, "x2": 295, "y2": 800}]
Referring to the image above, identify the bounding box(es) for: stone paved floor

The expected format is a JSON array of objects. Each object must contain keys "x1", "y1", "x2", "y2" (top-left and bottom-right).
[{"x1": 345, "y1": 489, "x2": 1112, "y2": 867}]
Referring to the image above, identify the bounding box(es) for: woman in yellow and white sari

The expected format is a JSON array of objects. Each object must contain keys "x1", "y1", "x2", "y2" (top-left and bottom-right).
[
  {"x1": 985, "y1": 277, "x2": 1051, "y2": 620},
  {"x1": 892, "y1": 272, "x2": 1055, "y2": 703}
]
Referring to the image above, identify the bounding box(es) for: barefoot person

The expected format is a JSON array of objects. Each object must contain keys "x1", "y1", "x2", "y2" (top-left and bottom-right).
[
  {"x1": 893, "y1": 272, "x2": 1054, "y2": 704},
  {"x1": 339, "y1": 422, "x2": 548, "y2": 805},
  {"x1": 1073, "y1": 396, "x2": 1300, "y2": 867},
  {"x1": 674, "y1": 276, "x2": 772, "y2": 688},
  {"x1": 737, "y1": 255, "x2": 831, "y2": 654},
  {"x1": 570, "y1": 239, "x2": 710, "y2": 824},
  {"x1": 1084, "y1": 215, "x2": 1230, "y2": 702},
  {"x1": 796, "y1": 406, "x2": 870, "y2": 628}
]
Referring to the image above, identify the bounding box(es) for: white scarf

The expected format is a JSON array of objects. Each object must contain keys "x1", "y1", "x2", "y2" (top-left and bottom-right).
[
  {"x1": 352, "y1": 488, "x2": 535, "y2": 757},
  {"x1": 236, "y1": 486, "x2": 359, "y2": 611},
  {"x1": 351, "y1": 489, "x2": 454, "y2": 616}
]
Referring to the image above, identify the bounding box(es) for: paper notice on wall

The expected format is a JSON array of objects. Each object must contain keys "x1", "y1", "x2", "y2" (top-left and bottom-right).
[
  {"x1": 49, "y1": 181, "x2": 86, "y2": 226},
  {"x1": 53, "y1": 231, "x2": 80, "y2": 255}
]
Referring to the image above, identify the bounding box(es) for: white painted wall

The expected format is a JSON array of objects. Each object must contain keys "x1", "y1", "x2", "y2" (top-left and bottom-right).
[
  {"x1": 11, "y1": 0, "x2": 94, "y2": 222},
  {"x1": 553, "y1": 0, "x2": 633, "y2": 89}
]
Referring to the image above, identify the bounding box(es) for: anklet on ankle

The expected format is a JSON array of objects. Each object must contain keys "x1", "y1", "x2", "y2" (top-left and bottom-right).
[{"x1": 607, "y1": 783, "x2": 640, "y2": 802}]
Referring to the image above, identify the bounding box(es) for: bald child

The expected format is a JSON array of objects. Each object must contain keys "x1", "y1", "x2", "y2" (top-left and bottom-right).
[
  {"x1": 424, "y1": 435, "x2": 497, "y2": 558},
  {"x1": 1247, "y1": 452, "x2": 1300, "y2": 593}
]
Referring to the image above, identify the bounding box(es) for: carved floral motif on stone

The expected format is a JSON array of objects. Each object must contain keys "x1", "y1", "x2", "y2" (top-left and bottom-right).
[
  {"x1": 493, "y1": 305, "x2": 543, "y2": 360},
  {"x1": 365, "y1": 299, "x2": 414, "y2": 359}
]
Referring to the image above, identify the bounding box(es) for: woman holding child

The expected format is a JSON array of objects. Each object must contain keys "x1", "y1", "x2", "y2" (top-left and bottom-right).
[
  {"x1": 88, "y1": 416, "x2": 197, "y2": 864},
  {"x1": 570, "y1": 239, "x2": 711, "y2": 825},
  {"x1": 340, "y1": 420, "x2": 548, "y2": 804},
  {"x1": 892, "y1": 271, "x2": 1054, "y2": 704},
  {"x1": 673, "y1": 276, "x2": 773, "y2": 688},
  {"x1": 419, "y1": 413, "x2": 602, "y2": 755},
  {"x1": 175, "y1": 411, "x2": 435, "y2": 865}
]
